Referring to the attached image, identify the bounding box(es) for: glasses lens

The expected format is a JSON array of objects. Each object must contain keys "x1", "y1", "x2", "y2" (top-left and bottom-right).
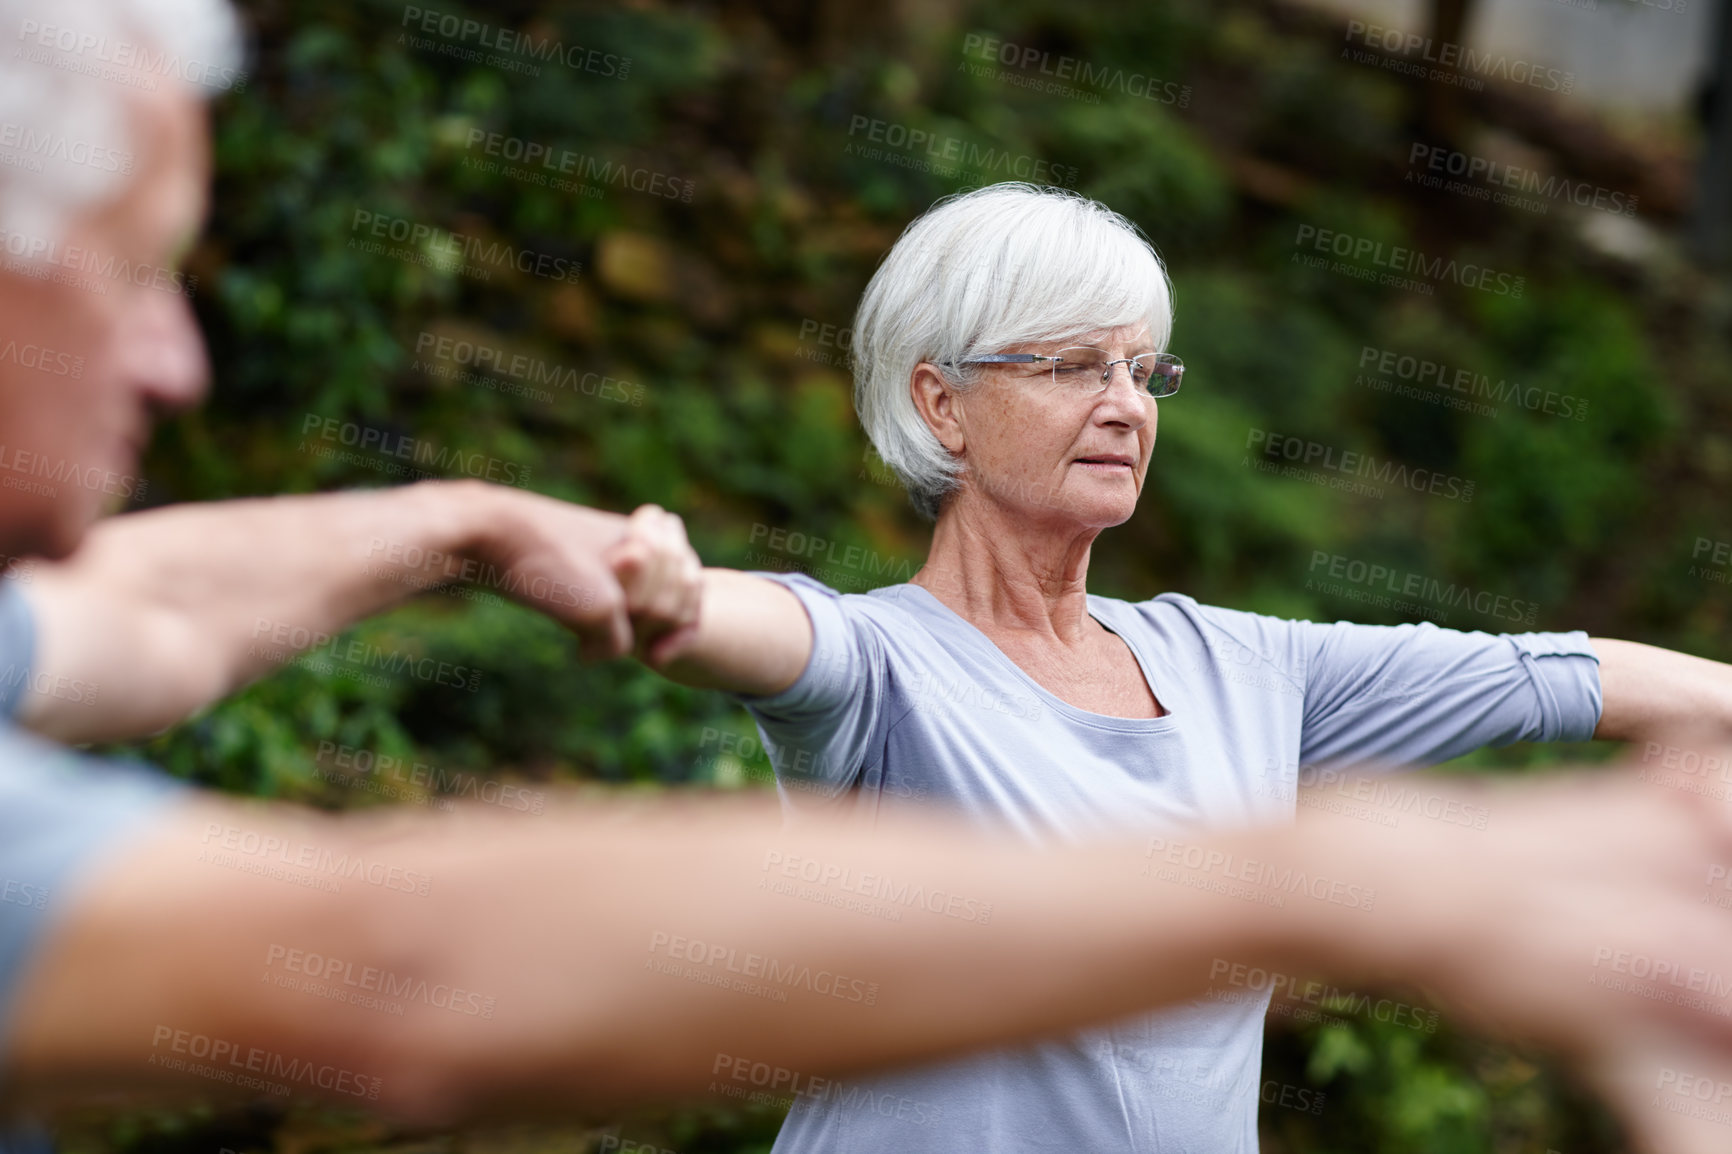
[
  {"x1": 1052, "y1": 347, "x2": 1111, "y2": 389},
  {"x1": 1136, "y1": 353, "x2": 1183, "y2": 398}
]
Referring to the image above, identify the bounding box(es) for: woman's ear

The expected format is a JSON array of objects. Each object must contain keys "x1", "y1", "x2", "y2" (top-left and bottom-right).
[{"x1": 910, "y1": 363, "x2": 965, "y2": 457}]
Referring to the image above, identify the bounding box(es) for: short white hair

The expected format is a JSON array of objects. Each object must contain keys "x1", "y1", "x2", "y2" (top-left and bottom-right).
[
  {"x1": 852, "y1": 183, "x2": 1174, "y2": 520},
  {"x1": 0, "y1": 0, "x2": 242, "y2": 253}
]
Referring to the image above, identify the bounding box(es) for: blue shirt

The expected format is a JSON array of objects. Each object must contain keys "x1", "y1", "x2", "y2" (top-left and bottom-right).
[
  {"x1": 0, "y1": 581, "x2": 185, "y2": 1136},
  {"x1": 733, "y1": 573, "x2": 1602, "y2": 1154}
]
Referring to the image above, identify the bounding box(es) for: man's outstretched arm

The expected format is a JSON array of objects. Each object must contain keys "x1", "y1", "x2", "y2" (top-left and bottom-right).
[
  {"x1": 13, "y1": 481, "x2": 657, "y2": 744},
  {"x1": 8, "y1": 762, "x2": 1732, "y2": 1154}
]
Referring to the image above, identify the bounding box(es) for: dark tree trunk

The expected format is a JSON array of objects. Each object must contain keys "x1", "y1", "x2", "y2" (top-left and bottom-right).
[
  {"x1": 1422, "y1": 0, "x2": 1478, "y2": 146},
  {"x1": 1693, "y1": 0, "x2": 1732, "y2": 268}
]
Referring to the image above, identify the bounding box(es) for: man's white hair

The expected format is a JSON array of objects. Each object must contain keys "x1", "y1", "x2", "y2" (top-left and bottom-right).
[
  {"x1": 851, "y1": 182, "x2": 1174, "y2": 520},
  {"x1": 0, "y1": 0, "x2": 241, "y2": 251}
]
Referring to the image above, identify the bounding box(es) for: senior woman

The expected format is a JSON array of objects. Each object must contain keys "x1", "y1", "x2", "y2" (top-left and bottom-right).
[{"x1": 610, "y1": 182, "x2": 1732, "y2": 1153}]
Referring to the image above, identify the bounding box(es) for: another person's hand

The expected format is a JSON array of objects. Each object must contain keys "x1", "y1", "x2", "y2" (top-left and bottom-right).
[
  {"x1": 1318, "y1": 735, "x2": 1732, "y2": 1153},
  {"x1": 460, "y1": 485, "x2": 637, "y2": 660}
]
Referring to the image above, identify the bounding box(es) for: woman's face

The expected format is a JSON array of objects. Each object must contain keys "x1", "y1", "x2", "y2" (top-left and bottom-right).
[{"x1": 935, "y1": 323, "x2": 1159, "y2": 531}]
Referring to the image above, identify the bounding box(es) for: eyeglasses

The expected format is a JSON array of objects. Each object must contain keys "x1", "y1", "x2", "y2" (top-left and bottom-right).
[{"x1": 953, "y1": 347, "x2": 1184, "y2": 399}]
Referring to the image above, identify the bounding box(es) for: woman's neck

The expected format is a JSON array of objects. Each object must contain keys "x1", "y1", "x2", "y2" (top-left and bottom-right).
[{"x1": 911, "y1": 493, "x2": 1100, "y2": 643}]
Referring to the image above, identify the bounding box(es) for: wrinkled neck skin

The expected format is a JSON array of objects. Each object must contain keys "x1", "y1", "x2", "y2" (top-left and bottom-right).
[{"x1": 912, "y1": 483, "x2": 1104, "y2": 646}]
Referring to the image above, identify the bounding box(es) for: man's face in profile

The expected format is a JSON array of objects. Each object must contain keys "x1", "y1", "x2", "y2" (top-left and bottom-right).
[{"x1": 0, "y1": 83, "x2": 211, "y2": 560}]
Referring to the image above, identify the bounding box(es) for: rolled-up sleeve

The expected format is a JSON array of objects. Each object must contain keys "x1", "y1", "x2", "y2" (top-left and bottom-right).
[
  {"x1": 1296, "y1": 618, "x2": 1602, "y2": 771},
  {"x1": 729, "y1": 572, "x2": 892, "y2": 806}
]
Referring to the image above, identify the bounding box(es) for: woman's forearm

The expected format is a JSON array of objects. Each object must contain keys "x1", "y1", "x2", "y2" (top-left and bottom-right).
[
  {"x1": 1593, "y1": 636, "x2": 1732, "y2": 744},
  {"x1": 649, "y1": 568, "x2": 815, "y2": 695}
]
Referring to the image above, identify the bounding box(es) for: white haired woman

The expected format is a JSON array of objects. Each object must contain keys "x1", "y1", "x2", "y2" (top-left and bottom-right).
[{"x1": 613, "y1": 181, "x2": 1732, "y2": 1153}]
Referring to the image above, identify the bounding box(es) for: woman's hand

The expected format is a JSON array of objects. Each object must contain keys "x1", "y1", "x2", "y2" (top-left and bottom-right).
[{"x1": 604, "y1": 504, "x2": 706, "y2": 668}]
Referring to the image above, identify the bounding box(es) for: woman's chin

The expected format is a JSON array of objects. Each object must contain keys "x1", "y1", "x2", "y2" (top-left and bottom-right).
[{"x1": 1040, "y1": 491, "x2": 1138, "y2": 530}]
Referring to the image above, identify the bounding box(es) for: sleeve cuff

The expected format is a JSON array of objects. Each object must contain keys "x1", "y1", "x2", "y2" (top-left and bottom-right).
[{"x1": 1510, "y1": 630, "x2": 1603, "y2": 742}]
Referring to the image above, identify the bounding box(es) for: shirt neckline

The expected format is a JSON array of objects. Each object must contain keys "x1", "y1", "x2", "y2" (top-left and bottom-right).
[{"x1": 884, "y1": 583, "x2": 1179, "y2": 732}]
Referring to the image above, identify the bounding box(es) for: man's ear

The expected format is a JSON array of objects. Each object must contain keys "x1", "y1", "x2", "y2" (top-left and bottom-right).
[{"x1": 910, "y1": 363, "x2": 965, "y2": 457}]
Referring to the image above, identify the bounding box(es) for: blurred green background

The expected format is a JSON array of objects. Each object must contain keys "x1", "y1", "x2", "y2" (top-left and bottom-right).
[{"x1": 66, "y1": 0, "x2": 1732, "y2": 1149}]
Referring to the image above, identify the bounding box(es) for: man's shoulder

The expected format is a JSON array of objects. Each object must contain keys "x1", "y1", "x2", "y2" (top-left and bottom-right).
[{"x1": 0, "y1": 722, "x2": 182, "y2": 813}]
